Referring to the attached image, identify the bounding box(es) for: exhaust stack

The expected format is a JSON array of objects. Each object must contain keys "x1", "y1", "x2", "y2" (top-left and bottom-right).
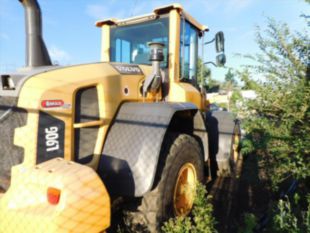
[{"x1": 19, "y1": 0, "x2": 52, "y2": 67}]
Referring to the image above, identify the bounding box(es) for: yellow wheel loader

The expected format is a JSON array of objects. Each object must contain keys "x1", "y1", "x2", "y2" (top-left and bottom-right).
[{"x1": 0, "y1": 1, "x2": 241, "y2": 232}]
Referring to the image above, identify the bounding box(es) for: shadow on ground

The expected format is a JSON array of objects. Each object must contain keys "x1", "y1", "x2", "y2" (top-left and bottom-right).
[{"x1": 208, "y1": 153, "x2": 270, "y2": 233}]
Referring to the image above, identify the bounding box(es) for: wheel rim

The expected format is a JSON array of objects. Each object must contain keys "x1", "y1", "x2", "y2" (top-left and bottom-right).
[
  {"x1": 232, "y1": 127, "x2": 240, "y2": 162},
  {"x1": 173, "y1": 163, "x2": 197, "y2": 216}
]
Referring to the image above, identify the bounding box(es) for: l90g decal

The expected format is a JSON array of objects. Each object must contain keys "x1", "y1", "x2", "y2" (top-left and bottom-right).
[
  {"x1": 37, "y1": 112, "x2": 64, "y2": 164},
  {"x1": 45, "y1": 126, "x2": 60, "y2": 152}
]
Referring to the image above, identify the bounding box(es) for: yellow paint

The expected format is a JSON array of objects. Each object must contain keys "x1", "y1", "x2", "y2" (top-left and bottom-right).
[
  {"x1": 173, "y1": 163, "x2": 197, "y2": 216},
  {"x1": 168, "y1": 82, "x2": 202, "y2": 108},
  {"x1": 98, "y1": 4, "x2": 208, "y2": 32},
  {"x1": 233, "y1": 128, "x2": 240, "y2": 163},
  {"x1": 73, "y1": 120, "x2": 105, "y2": 129},
  {"x1": 14, "y1": 63, "x2": 155, "y2": 170},
  {"x1": 0, "y1": 158, "x2": 110, "y2": 233},
  {"x1": 101, "y1": 25, "x2": 110, "y2": 62},
  {"x1": 168, "y1": 9, "x2": 180, "y2": 83}
]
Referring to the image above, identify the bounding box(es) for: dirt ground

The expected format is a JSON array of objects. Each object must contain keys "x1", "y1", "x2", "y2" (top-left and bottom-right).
[{"x1": 209, "y1": 153, "x2": 271, "y2": 233}]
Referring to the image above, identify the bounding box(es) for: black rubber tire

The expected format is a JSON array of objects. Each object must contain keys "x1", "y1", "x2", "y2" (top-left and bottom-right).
[{"x1": 134, "y1": 133, "x2": 205, "y2": 232}]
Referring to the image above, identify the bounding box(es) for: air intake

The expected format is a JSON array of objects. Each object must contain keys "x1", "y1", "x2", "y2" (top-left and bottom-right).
[{"x1": 19, "y1": 0, "x2": 52, "y2": 67}]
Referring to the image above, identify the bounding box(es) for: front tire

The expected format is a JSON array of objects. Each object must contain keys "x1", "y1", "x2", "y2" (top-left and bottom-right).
[{"x1": 135, "y1": 134, "x2": 204, "y2": 232}]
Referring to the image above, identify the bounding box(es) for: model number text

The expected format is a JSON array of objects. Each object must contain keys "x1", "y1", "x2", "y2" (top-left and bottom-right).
[{"x1": 45, "y1": 126, "x2": 59, "y2": 152}]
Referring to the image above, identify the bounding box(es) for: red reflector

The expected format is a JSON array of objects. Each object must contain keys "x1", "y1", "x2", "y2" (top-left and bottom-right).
[{"x1": 47, "y1": 187, "x2": 61, "y2": 205}]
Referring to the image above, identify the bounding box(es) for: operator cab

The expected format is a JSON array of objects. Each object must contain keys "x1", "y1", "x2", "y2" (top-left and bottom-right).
[{"x1": 96, "y1": 4, "x2": 225, "y2": 104}]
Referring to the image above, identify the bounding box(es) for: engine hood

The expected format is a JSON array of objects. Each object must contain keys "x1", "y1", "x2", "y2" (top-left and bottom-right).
[
  {"x1": 0, "y1": 66, "x2": 59, "y2": 97},
  {"x1": 0, "y1": 63, "x2": 150, "y2": 98}
]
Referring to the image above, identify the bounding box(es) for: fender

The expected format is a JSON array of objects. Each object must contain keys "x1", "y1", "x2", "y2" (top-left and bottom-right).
[
  {"x1": 98, "y1": 102, "x2": 208, "y2": 197},
  {"x1": 205, "y1": 110, "x2": 238, "y2": 177}
]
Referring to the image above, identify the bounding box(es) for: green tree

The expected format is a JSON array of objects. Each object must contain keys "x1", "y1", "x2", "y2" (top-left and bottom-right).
[
  {"x1": 197, "y1": 58, "x2": 221, "y2": 92},
  {"x1": 224, "y1": 68, "x2": 237, "y2": 86},
  {"x1": 237, "y1": 12, "x2": 310, "y2": 232},
  {"x1": 229, "y1": 90, "x2": 242, "y2": 112},
  {"x1": 222, "y1": 68, "x2": 238, "y2": 97},
  {"x1": 237, "y1": 68, "x2": 258, "y2": 90},
  {"x1": 240, "y1": 17, "x2": 310, "y2": 190},
  {"x1": 197, "y1": 58, "x2": 211, "y2": 86}
]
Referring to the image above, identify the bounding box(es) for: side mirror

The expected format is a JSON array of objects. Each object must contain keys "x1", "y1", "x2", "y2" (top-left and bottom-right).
[
  {"x1": 204, "y1": 31, "x2": 226, "y2": 67},
  {"x1": 216, "y1": 54, "x2": 226, "y2": 67},
  {"x1": 215, "y1": 31, "x2": 225, "y2": 53}
]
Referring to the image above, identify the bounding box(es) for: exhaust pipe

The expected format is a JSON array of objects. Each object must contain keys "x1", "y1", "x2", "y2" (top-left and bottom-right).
[{"x1": 19, "y1": 0, "x2": 52, "y2": 67}]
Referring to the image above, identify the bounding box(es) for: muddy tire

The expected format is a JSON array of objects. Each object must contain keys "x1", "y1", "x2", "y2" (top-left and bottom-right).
[{"x1": 129, "y1": 134, "x2": 204, "y2": 232}]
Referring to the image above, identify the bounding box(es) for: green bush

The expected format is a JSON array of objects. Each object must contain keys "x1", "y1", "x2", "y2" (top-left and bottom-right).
[
  {"x1": 238, "y1": 213, "x2": 257, "y2": 233},
  {"x1": 162, "y1": 182, "x2": 217, "y2": 233},
  {"x1": 238, "y1": 17, "x2": 310, "y2": 190},
  {"x1": 272, "y1": 195, "x2": 310, "y2": 233},
  {"x1": 236, "y1": 4, "x2": 309, "y2": 232}
]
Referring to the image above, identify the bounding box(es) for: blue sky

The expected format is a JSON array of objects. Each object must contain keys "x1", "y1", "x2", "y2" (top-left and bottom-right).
[{"x1": 0, "y1": 0, "x2": 309, "y2": 81}]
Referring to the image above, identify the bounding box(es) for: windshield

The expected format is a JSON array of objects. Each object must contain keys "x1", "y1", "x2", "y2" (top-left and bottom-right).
[{"x1": 110, "y1": 17, "x2": 169, "y2": 67}]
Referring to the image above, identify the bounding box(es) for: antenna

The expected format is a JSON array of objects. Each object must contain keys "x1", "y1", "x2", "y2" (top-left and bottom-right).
[{"x1": 130, "y1": 0, "x2": 139, "y2": 16}]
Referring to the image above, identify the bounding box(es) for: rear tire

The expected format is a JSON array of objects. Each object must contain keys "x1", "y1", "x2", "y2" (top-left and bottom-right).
[
  {"x1": 131, "y1": 134, "x2": 204, "y2": 232},
  {"x1": 217, "y1": 119, "x2": 241, "y2": 178}
]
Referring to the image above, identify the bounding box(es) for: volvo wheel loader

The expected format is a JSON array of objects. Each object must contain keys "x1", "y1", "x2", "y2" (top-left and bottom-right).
[{"x1": 0, "y1": 1, "x2": 241, "y2": 232}]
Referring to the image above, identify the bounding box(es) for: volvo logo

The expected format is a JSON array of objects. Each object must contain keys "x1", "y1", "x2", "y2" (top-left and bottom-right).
[{"x1": 112, "y1": 64, "x2": 143, "y2": 75}]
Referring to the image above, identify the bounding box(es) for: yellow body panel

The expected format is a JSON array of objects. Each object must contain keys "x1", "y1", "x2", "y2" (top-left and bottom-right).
[
  {"x1": 168, "y1": 82, "x2": 203, "y2": 108},
  {"x1": 0, "y1": 158, "x2": 110, "y2": 233},
  {"x1": 100, "y1": 25, "x2": 110, "y2": 62},
  {"x1": 168, "y1": 9, "x2": 181, "y2": 83},
  {"x1": 14, "y1": 63, "x2": 153, "y2": 170},
  {"x1": 97, "y1": 3, "x2": 208, "y2": 32}
]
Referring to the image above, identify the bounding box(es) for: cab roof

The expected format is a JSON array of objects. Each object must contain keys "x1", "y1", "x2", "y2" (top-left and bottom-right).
[{"x1": 96, "y1": 3, "x2": 208, "y2": 32}]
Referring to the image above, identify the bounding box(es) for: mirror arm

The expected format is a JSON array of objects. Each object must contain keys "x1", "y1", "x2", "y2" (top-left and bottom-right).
[
  {"x1": 204, "y1": 61, "x2": 217, "y2": 67},
  {"x1": 204, "y1": 38, "x2": 215, "y2": 45}
]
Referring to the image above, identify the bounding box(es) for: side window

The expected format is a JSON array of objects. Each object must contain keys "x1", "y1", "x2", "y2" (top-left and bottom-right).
[
  {"x1": 74, "y1": 86, "x2": 101, "y2": 164},
  {"x1": 114, "y1": 39, "x2": 131, "y2": 63},
  {"x1": 180, "y1": 19, "x2": 198, "y2": 81}
]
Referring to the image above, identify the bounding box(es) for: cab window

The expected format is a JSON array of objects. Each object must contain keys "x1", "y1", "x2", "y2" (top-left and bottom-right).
[
  {"x1": 110, "y1": 17, "x2": 169, "y2": 67},
  {"x1": 180, "y1": 19, "x2": 199, "y2": 81}
]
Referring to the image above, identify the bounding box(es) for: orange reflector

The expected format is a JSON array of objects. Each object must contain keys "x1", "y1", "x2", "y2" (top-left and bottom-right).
[{"x1": 47, "y1": 187, "x2": 61, "y2": 205}]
